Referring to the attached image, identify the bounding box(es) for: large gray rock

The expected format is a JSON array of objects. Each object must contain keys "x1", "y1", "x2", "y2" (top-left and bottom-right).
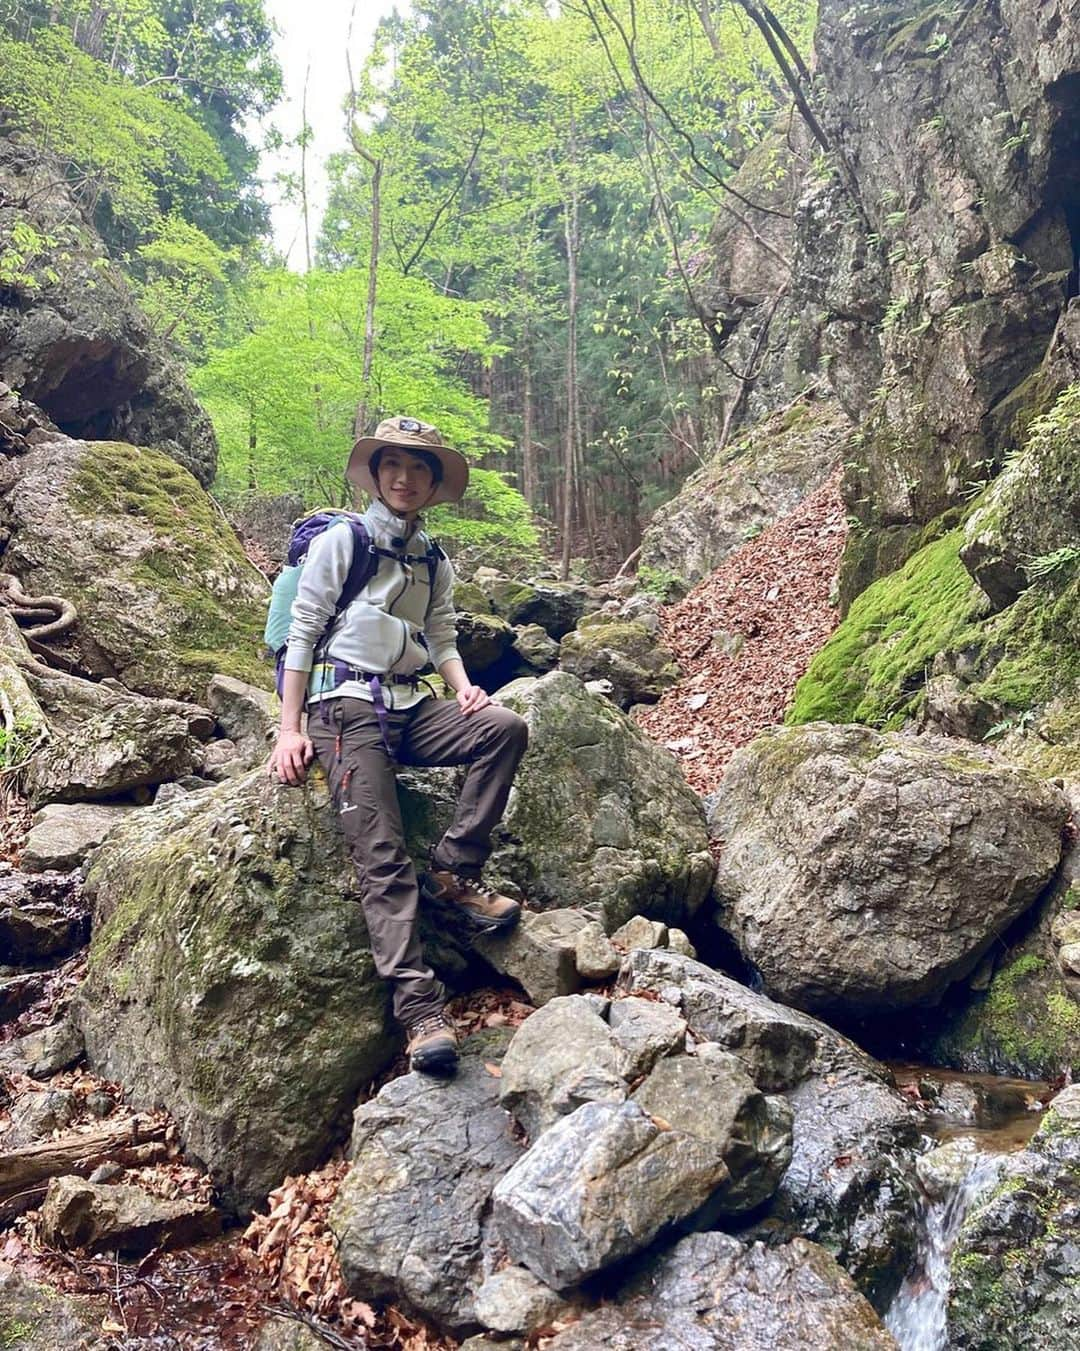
[
  {"x1": 491, "y1": 1098, "x2": 730, "y2": 1288},
  {"x1": 205, "y1": 674, "x2": 278, "y2": 766},
  {"x1": 947, "y1": 1083, "x2": 1080, "y2": 1348},
  {"x1": 0, "y1": 140, "x2": 217, "y2": 485},
  {"x1": 22, "y1": 665, "x2": 201, "y2": 804},
  {"x1": 490, "y1": 673, "x2": 714, "y2": 932},
  {"x1": 620, "y1": 948, "x2": 922, "y2": 1307},
  {"x1": 331, "y1": 1033, "x2": 521, "y2": 1331},
  {"x1": 77, "y1": 765, "x2": 396, "y2": 1213},
  {"x1": 712, "y1": 723, "x2": 1068, "y2": 1015},
  {"x1": 498, "y1": 996, "x2": 629, "y2": 1139},
  {"x1": 543, "y1": 1232, "x2": 898, "y2": 1350},
  {"x1": 633, "y1": 1048, "x2": 792, "y2": 1215},
  {"x1": 20, "y1": 802, "x2": 140, "y2": 872},
  {"x1": 0, "y1": 870, "x2": 88, "y2": 959},
  {"x1": 473, "y1": 909, "x2": 589, "y2": 1007},
  {"x1": 0, "y1": 433, "x2": 270, "y2": 701}
]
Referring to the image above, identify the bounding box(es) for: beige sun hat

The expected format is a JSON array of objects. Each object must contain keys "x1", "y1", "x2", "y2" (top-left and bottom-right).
[{"x1": 348, "y1": 415, "x2": 469, "y2": 506}]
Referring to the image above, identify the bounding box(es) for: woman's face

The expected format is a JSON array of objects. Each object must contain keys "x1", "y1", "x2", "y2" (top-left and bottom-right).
[{"x1": 376, "y1": 448, "x2": 435, "y2": 516}]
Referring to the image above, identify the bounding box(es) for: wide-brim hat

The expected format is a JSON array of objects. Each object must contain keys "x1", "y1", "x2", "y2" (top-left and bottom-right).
[{"x1": 348, "y1": 415, "x2": 469, "y2": 507}]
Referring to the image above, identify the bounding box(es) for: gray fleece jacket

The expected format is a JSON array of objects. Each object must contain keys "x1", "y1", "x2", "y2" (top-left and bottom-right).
[{"x1": 283, "y1": 500, "x2": 460, "y2": 709}]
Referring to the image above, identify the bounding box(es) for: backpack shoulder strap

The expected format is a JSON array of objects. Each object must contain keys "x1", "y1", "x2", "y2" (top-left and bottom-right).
[
  {"x1": 416, "y1": 530, "x2": 445, "y2": 589},
  {"x1": 335, "y1": 517, "x2": 378, "y2": 613}
]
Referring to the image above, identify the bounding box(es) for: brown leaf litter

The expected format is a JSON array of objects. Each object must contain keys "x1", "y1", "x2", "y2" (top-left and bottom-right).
[{"x1": 635, "y1": 469, "x2": 847, "y2": 795}]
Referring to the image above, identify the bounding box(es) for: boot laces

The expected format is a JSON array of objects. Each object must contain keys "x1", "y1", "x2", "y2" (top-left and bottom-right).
[{"x1": 409, "y1": 1012, "x2": 449, "y2": 1040}]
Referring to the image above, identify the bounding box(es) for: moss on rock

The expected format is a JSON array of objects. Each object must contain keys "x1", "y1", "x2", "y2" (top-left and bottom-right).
[
  {"x1": 559, "y1": 619, "x2": 679, "y2": 710},
  {"x1": 2, "y1": 437, "x2": 270, "y2": 702}
]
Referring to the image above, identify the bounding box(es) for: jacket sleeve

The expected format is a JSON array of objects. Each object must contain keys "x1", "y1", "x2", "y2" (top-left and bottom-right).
[
  {"x1": 424, "y1": 551, "x2": 462, "y2": 671},
  {"x1": 282, "y1": 520, "x2": 355, "y2": 673}
]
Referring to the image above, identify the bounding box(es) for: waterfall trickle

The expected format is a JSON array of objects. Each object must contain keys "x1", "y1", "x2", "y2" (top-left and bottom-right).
[{"x1": 884, "y1": 1138, "x2": 1005, "y2": 1350}]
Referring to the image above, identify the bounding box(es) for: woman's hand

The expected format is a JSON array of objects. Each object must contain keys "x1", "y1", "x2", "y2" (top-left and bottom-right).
[
  {"x1": 269, "y1": 729, "x2": 315, "y2": 784},
  {"x1": 455, "y1": 682, "x2": 491, "y2": 717}
]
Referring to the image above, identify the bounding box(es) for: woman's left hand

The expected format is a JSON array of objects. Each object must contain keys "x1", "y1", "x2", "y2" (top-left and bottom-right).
[{"x1": 456, "y1": 682, "x2": 491, "y2": 716}]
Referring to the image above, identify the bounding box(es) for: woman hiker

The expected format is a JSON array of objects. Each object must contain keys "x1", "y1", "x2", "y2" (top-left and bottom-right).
[{"x1": 268, "y1": 416, "x2": 528, "y2": 1076}]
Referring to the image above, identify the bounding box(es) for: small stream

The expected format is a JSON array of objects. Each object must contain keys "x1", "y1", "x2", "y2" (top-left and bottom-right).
[{"x1": 883, "y1": 1065, "x2": 1048, "y2": 1351}]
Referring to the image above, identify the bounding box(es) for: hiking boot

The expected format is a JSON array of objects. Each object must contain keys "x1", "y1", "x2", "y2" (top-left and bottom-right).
[
  {"x1": 406, "y1": 1012, "x2": 459, "y2": 1075},
  {"x1": 422, "y1": 869, "x2": 522, "y2": 933}
]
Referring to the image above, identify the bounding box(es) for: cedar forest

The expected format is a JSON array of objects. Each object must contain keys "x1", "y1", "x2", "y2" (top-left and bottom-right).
[{"x1": 0, "y1": 0, "x2": 816, "y2": 575}]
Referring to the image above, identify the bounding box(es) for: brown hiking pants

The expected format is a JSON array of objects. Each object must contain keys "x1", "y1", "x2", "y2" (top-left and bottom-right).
[{"x1": 308, "y1": 695, "x2": 528, "y2": 1026}]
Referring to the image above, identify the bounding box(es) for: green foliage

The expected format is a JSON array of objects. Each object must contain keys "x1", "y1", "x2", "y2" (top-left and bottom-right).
[{"x1": 638, "y1": 563, "x2": 687, "y2": 601}]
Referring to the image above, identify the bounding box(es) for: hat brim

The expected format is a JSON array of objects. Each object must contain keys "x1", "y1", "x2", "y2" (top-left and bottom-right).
[{"x1": 347, "y1": 436, "x2": 469, "y2": 507}]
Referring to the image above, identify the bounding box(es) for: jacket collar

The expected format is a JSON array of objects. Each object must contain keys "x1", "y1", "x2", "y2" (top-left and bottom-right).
[{"x1": 362, "y1": 497, "x2": 423, "y2": 543}]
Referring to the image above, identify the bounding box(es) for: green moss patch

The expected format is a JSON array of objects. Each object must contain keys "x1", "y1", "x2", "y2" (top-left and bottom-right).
[{"x1": 788, "y1": 529, "x2": 985, "y2": 727}]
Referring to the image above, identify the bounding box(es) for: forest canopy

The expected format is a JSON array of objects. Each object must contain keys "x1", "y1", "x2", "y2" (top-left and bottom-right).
[{"x1": 0, "y1": 0, "x2": 817, "y2": 570}]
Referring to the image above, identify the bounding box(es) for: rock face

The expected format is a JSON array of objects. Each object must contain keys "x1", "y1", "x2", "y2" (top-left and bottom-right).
[
  {"x1": 490, "y1": 673, "x2": 714, "y2": 932},
  {"x1": 961, "y1": 380, "x2": 1080, "y2": 609},
  {"x1": 620, "y1": 948, "x2": 922, "y2": 1307},
  {"x1": 0, "y1": 433, "x2": 270, "y2": 701},
  {"x1": 22, "y1": 665, "x2": 202, "y2": 805},
  {"x1": 638, "y1": 396, "x2": 848, "y2": 589},
  {"x1": 948, "y1": 1084, "x2": 1080, "y2": 1347},
  {"x1": 77, "y1": 766, "x2": 396, "y2": 1213},
  {"x1": 712, "y1": 723, "x2": 1068, "y2": 1015},
  {"x1": 331, "y1": 1033, "x2": 521, "y2": 1331},
  {"x1": 491, "y1": 1098, "x2": 730, "y2": 1289},
  {"x1": 559, "y1": 619, "x2": 679, "y2": 710},
  {"x1": 0, "y1": 140, "x2": 217, "y2": 485},
  {"x1": 547, "y1": 1235, "x2": 898, "y2": 1350}
]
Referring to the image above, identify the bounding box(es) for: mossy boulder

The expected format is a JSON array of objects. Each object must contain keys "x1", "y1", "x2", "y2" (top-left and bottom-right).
[
  {"x1": 77, "y1": 765, "x2": 396, "y2": 1213},
  {"x1": 481, "y1": 578, "x2": 600, "y2": 640},
  {"x1": 0, "y1": 434, "x2": 270, "y2": 702},
  {"x1": 559, "y1": 620, "x2": 679, "y2": 710},
  {"x1": 962, "y1": 382, "x2": 1080, "y2": 609},
  {"x1": 947, "y1": 1084, "x2": 1080, "y2": 1348},
  {"x1": 0, "y1": 1262, "x2": 106, "y2": 1349},
  {"x1": 489, "y1": 672, "x2": 713, "y2": 933},
  {"x1": 453, "y1": 580, "x2": 493, "y2": 616},
  {"x1": 455, "y1": 611, "x2": 516, "y2": 685},
  {"x1": 712, "y1": 723, "x2": 1069, "y2": 1017}
]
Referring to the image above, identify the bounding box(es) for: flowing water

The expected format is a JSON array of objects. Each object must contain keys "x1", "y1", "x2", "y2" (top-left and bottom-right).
[{"x1": 883, "y1": 1065, "x2": 1048, "y2": 1351}]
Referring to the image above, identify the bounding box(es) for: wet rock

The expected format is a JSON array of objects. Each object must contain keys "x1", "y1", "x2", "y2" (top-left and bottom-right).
[
  {"x1": 916, "y1": 1137, "x2": 982, "y2": 1201},
  {"x1": 331, "y1": 1033, "x2": 521, "y2": 1331},
  {"x1": 473, "y1": 1265, "x2": 575, "y2": 1336},
  {"x1": 948, "y1": 1084, "x2": 1080, "y2": 1347},
  {"x1": 543, "y1": 1231, "x2": 897, "y2": 1350},
  {"x1": 0, "y1": 972, "x2": 46, "y2": 1023},
  {"x1": 474, "y1": 909, "x2": 588, "y2": 1007},
  {"x1": 491, "y1": 1098, "x2": 730, "y2": 1288},
  {"x1": 78, "y1": 767, "x2": 395, "y2": 1213},
  {"x1": 21, "y1": 803, "x2": 139, "y2": 874},
  {"x1": 0, "y1": 1260, "x2": 108, "y2": 1348},
  {"x1": 490, "y1": 673, "x2": 714, "y2": 933},
  {"x1": 619, "y1": 949, "x2": 921, "y2": 1307},
  {"x1": 40, "y1": 1175, "x2": 221, "y2": 1255},
  {"x1": 633, "y1": 1049, "x2": 792, "y2": 1216},
  {"x1": 559, "y1": 619, "x2": 679, "y2": 710},
  {"x1": 498, "y1": 996, "x2": 626, "y2": 1139},
  {"x1": 712, "y1": 723, "x2": 1068, "y2": 1015},
  {"x1": 0, "y1": 434, "x2": 270, "y2": 701}
]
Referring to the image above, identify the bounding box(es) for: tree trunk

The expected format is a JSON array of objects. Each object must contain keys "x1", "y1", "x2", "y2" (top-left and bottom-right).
[
  {"x1": 559, "y1": 129, "x2": 580, "y2": 583},
  {"x1": 522, "y1": 339, "x2": 537, "y2": 507}
]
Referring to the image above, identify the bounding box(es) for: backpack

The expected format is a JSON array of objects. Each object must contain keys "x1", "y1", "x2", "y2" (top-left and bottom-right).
[{"x1": 264, "y1": 510, "x2": 443, "y2": 696}]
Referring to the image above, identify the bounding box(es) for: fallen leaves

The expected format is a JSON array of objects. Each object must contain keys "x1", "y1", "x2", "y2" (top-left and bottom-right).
[{"x1": 636, "y1": 470, "x2": 847, "y2": 795}]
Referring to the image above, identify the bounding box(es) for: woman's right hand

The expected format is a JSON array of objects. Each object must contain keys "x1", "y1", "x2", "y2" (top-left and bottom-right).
[{"x1": 269, "y1": 729, "x2": 315, "y2": 785}]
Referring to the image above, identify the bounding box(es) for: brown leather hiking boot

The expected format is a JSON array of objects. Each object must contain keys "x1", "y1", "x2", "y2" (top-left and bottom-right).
[
  {"x1": 423, "y1": 869, "x2": 521, "y2": 933},
  {"x1": 405, "y1": 1011, "x2": 459, "y2": 1075}
]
